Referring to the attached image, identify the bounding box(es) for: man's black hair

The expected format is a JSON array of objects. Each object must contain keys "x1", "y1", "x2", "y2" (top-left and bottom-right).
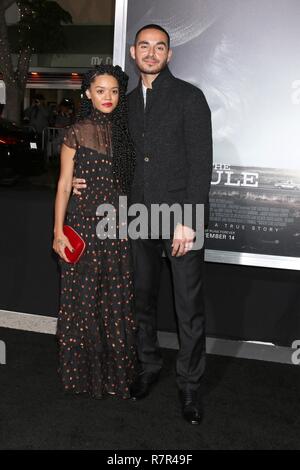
[{"x1": 134, "y1": 24, "x2": 170, "y2": 49}]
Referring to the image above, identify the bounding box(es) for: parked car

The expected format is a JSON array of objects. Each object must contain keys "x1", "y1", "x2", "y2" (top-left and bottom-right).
[
  {"x1": 274, "y1": 180, "x2": 298, "y2": 190},
  {"x1": 0, "y1": 118, "x2": 44, "y2": 185}
]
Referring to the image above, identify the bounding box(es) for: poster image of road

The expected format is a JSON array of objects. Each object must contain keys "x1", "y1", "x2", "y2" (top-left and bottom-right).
[{"x1": 207, "y1": 166, "x2": 300, "y2": 257}]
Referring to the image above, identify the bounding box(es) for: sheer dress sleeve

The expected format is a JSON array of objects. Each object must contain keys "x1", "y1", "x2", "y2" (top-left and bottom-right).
[{"x1": 63, "y1": 125, "x2": 78, "y2": 150}]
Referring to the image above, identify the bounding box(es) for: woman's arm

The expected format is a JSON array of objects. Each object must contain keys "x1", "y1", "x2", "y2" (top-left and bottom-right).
[{"x1": 53, "y1": 144, "x2": 76, "y2": 261}]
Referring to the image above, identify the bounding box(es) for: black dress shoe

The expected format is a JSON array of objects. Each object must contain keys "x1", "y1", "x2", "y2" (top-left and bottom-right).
[
  {"x1": 130, "y1": 371, "x2": 160, "y2": 401},
  {"x1": 180, "y1": 390, "x2": 203, "y2": 425}
]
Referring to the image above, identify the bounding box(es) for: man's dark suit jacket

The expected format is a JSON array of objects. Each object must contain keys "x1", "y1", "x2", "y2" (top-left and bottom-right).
[{"x1": 127, "y1": 65, "x2": 213, "y2": 232}]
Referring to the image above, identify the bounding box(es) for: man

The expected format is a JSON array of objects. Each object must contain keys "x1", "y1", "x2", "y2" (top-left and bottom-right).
[
  {"x1": 73, "y1": 24, "x2": 212, "y2": 424},
  {"x1": 24, "y1": 94, "x2": 49, "y2": 134}
]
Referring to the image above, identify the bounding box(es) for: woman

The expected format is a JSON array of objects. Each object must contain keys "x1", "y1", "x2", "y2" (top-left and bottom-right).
[{"x1": 53, "y1": 65, "x2": 136, "y2": 399}]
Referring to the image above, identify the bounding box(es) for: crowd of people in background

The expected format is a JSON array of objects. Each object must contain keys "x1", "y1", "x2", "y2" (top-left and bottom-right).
[
  {"x1": 23, "y1": 94, "x2": 75, "y2": 139},
  {"x1": 22, "y1": 94, "x2": 77, "y2": 156}
]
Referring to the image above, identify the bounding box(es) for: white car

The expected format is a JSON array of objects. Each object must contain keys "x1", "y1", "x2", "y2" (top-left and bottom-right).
[{"x1": 274, "y1": 181, "x2": 297, "y2": 190}]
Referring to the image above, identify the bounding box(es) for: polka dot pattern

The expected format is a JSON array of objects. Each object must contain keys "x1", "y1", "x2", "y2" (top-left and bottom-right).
[{"x1": 56, "y1": 117, "x2": 137, "y2": 399}]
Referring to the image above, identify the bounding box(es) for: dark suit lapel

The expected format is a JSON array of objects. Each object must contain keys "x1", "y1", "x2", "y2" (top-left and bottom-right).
[{"x1": 136, "y1": 84, "x2": 144, "y2": 117}]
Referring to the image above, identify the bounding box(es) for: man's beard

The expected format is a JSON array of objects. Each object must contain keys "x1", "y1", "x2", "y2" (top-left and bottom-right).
[{"x1": 137, "y1": 57, "x2": 169, "y2": 75}]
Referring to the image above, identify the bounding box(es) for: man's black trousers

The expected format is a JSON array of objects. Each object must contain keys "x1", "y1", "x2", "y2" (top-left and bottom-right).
[{"x1": 131, "y1": 237, "x2": 206, "y2": 393}]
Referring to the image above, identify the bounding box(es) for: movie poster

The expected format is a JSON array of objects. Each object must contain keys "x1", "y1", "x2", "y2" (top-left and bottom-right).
[{"x1": 124, "y1": 0, "x2": 300, "y2": 267}]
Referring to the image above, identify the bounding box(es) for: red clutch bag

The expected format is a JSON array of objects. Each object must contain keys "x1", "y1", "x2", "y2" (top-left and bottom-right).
[{"x1": 63, "y1": 225, "x2": 86, "y2": 264}]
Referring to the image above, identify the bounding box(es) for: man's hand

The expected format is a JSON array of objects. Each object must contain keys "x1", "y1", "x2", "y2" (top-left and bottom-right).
[
  {"x1": 171, "y1": 223, "x2": 195, "y2": 257},
  {"x1": 72, "y1": 177, "x2": 87, "y2": 195}
]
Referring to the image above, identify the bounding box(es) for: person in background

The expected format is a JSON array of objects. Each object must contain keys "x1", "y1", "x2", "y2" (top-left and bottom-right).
[
  {"x1": 53, "y1": 99, "x2": 75, "y2": 128},
  {"x1": 23, "y1": 94, "x2": 50, "y2": 146}
]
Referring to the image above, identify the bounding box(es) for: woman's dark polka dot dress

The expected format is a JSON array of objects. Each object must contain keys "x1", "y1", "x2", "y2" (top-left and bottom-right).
[{"x1": 56, "y1": 110, "x2": 137, "y2": 399}]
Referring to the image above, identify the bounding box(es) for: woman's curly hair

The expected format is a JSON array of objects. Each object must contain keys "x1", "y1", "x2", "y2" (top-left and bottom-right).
[{"x1": 78, "y1": 64, "x2": 135, "y2": 194}]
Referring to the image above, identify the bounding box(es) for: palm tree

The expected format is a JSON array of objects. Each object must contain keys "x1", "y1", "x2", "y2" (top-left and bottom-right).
[{"x1": 0, "y1": 0, "x2": 72, "y2": 123}]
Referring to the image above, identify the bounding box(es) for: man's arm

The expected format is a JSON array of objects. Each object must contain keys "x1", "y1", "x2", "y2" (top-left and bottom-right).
[
  {"x1": 171, "y1": 87, "x2": 212, "y2": 257},
  {"x1": 183, "y1": 88, "x2": 213, "y2": 235},
  {"x1": 183, "y1": 87, "x2": 213, "y2": 226}
]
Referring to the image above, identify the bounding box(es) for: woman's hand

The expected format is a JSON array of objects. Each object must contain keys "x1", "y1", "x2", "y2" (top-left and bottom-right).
[
  {"x1": 72, "y1": 177, "x2": 87, "y2": 195},
  {"x1": 53, "y1": 233, "x2": 74, "y2": 263}
]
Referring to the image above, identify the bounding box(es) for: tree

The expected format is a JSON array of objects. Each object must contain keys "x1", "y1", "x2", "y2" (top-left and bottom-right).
[{"x1": 0, "y1": 0, "x2": 72, "y2": 123}]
